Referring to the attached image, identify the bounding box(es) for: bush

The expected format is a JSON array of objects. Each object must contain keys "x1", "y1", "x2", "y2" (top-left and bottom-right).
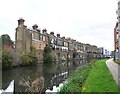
[
  {"x1": 21, "y1": 46, "x2": 38, "y2": 65},
  {"x1": 2, "y1": 50, "x2": 12, "y2": 69},
  {"x1": 21, "y1": 52, "x2": 38, "y2": 65},
  {"x1": 59, "y1": 63, "x2": 91, "y2": 93},
  {"x1": 28, "y1": 52, "x2": 38, "y2": 64},
  {"x1": 21, "y1": 53, "x2": 29, "y2": 65},
  {"x1": 43, "y1": 53, "x2": 52, "y2": 63},
  {"x1": 43, "y1": 45, "x2": 52, "y2": 64},
  {"x1": 2, "y1": 45, "x2": 38, "y2": 68}
]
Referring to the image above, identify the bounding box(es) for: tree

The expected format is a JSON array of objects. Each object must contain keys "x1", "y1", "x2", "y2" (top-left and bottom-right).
[
  {"x1": 21, "y1": 46, "x2": 38, "y2": 65},
  {"x1": 30, "y1": 45, "x2": 38, "y2": 64},
  {"x1": 30, "y1": 45, "x2": 36, "y2": 54},
  {"x1": 1, "y1": 34, "x2": 13, "y2": 46},
  {"x1": 2, "y1": 50, "x2": 12, "y2": 69},
  {"x1": 1, "y1": 34, "x2": 14, "y2": 69},
  {"x1": 73, "y1": 48, "x2": 77, "y2": 58},
  {"x1": 27, "y1": 52, "x2": 38, "y2": 64},
  {"x1": 21, "y1": 53, "x2": 30, "y2": 65},
  {"x1": 43, "y1": 45, "x2": 52, "y2": 64}
]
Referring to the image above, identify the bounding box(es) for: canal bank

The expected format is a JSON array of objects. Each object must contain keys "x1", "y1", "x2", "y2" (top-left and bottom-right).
[
  {"x1": 59, "y1": 61, "x2": 93, "y2": 93},
  {"x1": 59, "y1": 59, "x2": 119, "y2": 93},
  {"x1": 106, "y1": 58, "x2": 120, "y2": 87},
  {"x1": 82, "y1": 59, "x2": 119, "y2": 92}
]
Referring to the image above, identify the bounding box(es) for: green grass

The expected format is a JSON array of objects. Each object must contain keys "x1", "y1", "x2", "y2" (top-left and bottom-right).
[
  {"x1": 82, "y1": 59, "x2": 119, "y2": 92},
  {"x1": 59, "y1": 63, "x2": 92, "y2": 93},
  {"x1": 59, "y1": 59, "x2": 120, "y2": 93}
]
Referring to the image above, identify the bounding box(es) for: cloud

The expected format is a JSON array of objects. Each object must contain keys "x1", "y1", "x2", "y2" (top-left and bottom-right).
[{"x1": 0, "y1": 0, "x2": 118, "y2": 51}]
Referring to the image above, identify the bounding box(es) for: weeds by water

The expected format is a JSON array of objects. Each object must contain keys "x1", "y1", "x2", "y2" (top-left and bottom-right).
[
  {"x1": 19, "y1": 76, "x2": 44, "y2": 93},
  {"x1": 59, "y1": 62, "x2": 92, "y2": 93},
  {"x1": 59, "y1": 59, "x2": 119, "y2": 93}
]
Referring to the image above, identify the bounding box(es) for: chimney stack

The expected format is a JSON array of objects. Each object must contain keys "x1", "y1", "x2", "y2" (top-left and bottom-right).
[
  {"x1": 57, "y1": 34, "x2": 60, "y2": 37},
  {"x1": 42, "y1": 28, "x2": 47, "y2": 33},
  {"x1": 32, "y1": 24, "x2": 38, "y2": 30},
  {"x1": 50, "y1": 32, "x2": 54, "y2": 36},
  {"x1": 67, "y1": 37, "x2": 71, "y2": 40},
  {"x1": 62, "y1": 36, "x2": 65, "y2": 39},
  {"x1": 18, "y1": 17, "x2": 25, "y2": 26}
]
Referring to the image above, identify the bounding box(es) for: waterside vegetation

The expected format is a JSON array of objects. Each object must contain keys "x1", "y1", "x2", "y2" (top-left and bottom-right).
[
  {"x1": 1, "y1": 34, "x2": 38, "y2": 69},
  {"x1": 59, "y1": 59, "x2": 119, "y2": 93},
  {"x1": 2, "y1": 48, "x2": 38, "y2": 69},
  {"x1": 82, "y1": 59, "x2": 119, "y2": 92},
  {"x1": 59, "y1": 61, "x2": 93, "y2": 93},
  {"x1": 43, "y1": 45, "x2": 52, "y2": 64}
]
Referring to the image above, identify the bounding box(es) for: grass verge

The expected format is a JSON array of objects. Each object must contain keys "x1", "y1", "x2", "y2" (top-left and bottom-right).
[
  {"x1": 82, "y1": 59, "x2": 120, "y2": 92},
  {"x1": 59, "y1": 62, "x2": 93, "y2": 93}
]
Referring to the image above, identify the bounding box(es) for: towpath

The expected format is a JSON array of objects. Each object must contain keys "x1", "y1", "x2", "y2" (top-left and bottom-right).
[{"x1": 106, "y1": 58, "x2": 120, "y2": 86}]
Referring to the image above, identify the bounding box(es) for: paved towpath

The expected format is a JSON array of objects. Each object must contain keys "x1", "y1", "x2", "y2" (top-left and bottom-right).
[{"x1": 106, "y1": 58, "x2": 120, "y2": 86}]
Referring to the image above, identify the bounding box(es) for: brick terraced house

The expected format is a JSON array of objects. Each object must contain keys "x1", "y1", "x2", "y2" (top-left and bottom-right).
[{"x1": 15, "y1": 18, "x2": 104, "y2": 62}]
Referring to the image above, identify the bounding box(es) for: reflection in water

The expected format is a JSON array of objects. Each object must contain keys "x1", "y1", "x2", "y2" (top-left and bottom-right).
[
  {"x1": 19, "y1": 76, "x2": 44, "y2": 93},
  {"x1": 50, "y1": 71, "x2": 68, "y2": 87},
  {"x1": 2, "y1": 60, "x2": 86, "y2": 92}
]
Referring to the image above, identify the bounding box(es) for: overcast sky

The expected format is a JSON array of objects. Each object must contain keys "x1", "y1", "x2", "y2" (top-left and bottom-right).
[{"x1": 0, "y1": 0, "x2": 118, "y2": 51}]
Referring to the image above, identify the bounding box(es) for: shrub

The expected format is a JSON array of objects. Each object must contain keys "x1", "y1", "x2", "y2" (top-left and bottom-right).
[
  {"x1": 59, "y1": 63, "x2": 92, "y2": 93},
  {"x1": 27, "y1": 52, "x2": 38, "y2": 64},
  {"x1": 2, "y1": 50, "x2": 12, "y2": 69},
  {"x1": 21, "y1": 52, "x2": 38, "y2": 65},
  {"x1": 43, "y1": 45, "x2": 52, "y2": 64}
]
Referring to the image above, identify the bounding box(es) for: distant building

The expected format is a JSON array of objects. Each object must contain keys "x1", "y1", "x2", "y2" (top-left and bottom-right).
[
  {"x1": 15, "y1": 18, "x2": 32, "y2": 53},
  {"x1": 99, "y1": 47, "x2": 111, "y2": 58},
  {"x1": 66, "y1": 38, "x2": 74, "y2": 52},
  {"x1": 49, "y1": 32, "x2": 70, "y2": 60},
  {"x1": 15, "y1": 18, "x2": 49, "y2": 62},
  {"x1": 49, "y1": 31, "x2": 57, "y2": 50},
  {"x1": 15, "y1": 18, "x2": 102, "y2": 62},
  {"x1": 32, "y1": 24, "x2": 48, "y2": 50},
  {"x1": 110, "y1": 51, "x2": 114, "y2": 58},
  {"x1": 104, "y1": 49, "x2": 110, "y2": 58},
  {"x1": 98, "y1": 47, "x2": 110, "y2": 58},
  {"x1": 56, "y1": 34, "x2": 63, "y2": 51},
  {"x1": 114, "y1": 22, "x2": 119, "y2": 61},
  {"x1": 114, "y1": 1, "x2": 120, "y2": 62},
  {"x1": 99, "y1": 47, "x2": 104, "y2": 54},
  {"x1": 61, "y1": 36, "x2": 69, "y2": 51}
]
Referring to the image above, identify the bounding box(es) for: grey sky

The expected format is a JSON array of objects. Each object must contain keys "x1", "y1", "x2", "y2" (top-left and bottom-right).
[{"x1": 0, "y1": 0, "x2": 118, "y2": 51}]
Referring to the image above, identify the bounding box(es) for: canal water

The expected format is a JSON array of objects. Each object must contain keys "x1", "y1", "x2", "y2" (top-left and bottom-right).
[{"x1": 2, "y1": 60, "x2": 87, "y2": 92}]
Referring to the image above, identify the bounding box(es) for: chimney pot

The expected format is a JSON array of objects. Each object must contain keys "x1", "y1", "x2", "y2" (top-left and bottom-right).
[
  {"x1": 18, "y1": 17, "x2": 25, "y2": 26},
  {"x1": 32, "y1": 24, "x2": 38, "y2": 30},
  {"x1": 42, "y1": 28, "x2": 47, "y2": 33},
  {"x1": 62, "y1": 36, "x2": 65, "y2": 39},
  {"x1": 57, "y1": 34, "x2": 60, "y2": 37},
  {"x1": 50, "y1": 32, "x2": 54, "y2": 35}
]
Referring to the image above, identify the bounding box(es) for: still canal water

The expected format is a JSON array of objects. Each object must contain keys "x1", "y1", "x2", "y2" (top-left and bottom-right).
[{"x1": 2, "y1": 60, "x2": 87, "y2": 92}]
